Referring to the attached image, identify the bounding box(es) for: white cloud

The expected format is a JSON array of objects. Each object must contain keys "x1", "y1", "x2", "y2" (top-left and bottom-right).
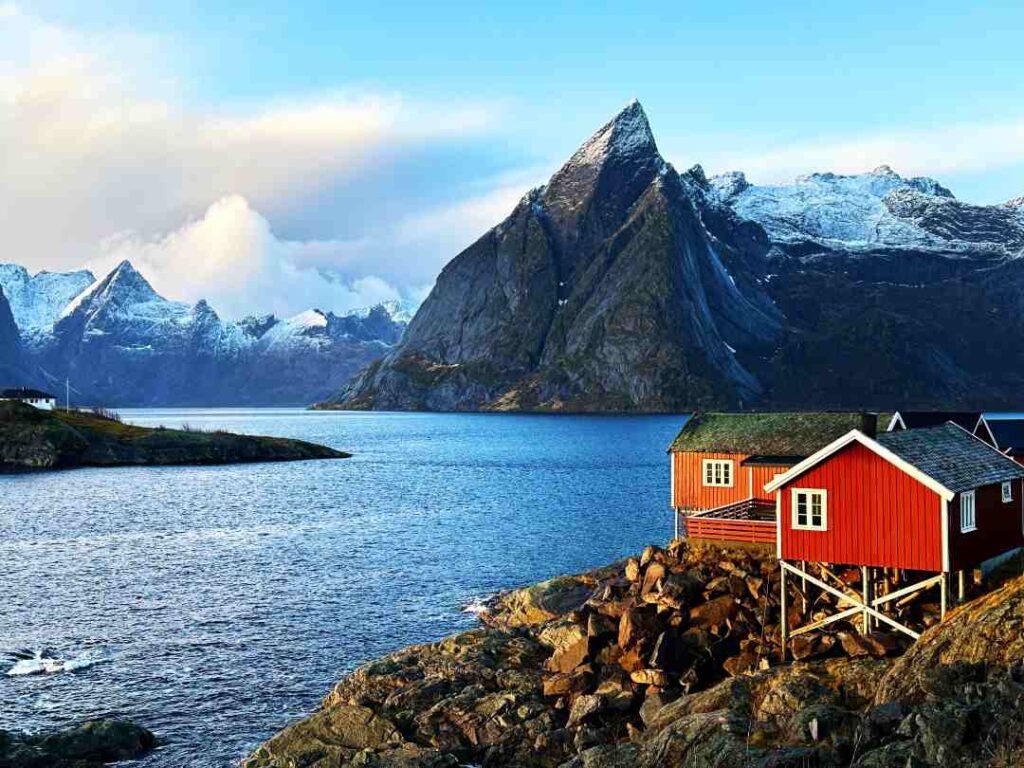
[
  {"x1": 89, "y1": 196, "x2": 405, "y2": 319},
  {"x1": 703, "y1": 119, "x2": 1024, "y2": 188},
  {"x1": 0, "y1": 6, "x2": 527, "y2": 317}
]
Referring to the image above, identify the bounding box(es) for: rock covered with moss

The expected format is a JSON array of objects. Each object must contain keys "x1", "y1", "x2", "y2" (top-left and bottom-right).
[{"x1": 0, "y1": 401, "x2": 349, "y2": 469}]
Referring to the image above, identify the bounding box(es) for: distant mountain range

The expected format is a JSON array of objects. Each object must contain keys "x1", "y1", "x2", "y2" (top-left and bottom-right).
[
  {"x1": 328, "y1": 100, "x2": 1024, "y2": 411},
  {"x1": 0, "y1": 261, "x2": 413, "y2": 406}
]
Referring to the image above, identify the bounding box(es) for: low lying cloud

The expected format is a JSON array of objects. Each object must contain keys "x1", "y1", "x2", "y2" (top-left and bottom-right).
[{"x1": 0, "y1": 6, "x2": 531, "y2": 317}]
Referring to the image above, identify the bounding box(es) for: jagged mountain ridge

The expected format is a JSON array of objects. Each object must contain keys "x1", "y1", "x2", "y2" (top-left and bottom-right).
[
  {"x1": 2, "y1": 260, "x2": 410, "y2": 406},
  {"x1": 331, "y1": 101, "x2": 1024, "y2": 411}
]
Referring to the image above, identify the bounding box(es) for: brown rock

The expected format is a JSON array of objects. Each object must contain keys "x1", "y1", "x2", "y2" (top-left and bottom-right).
[
  {"x1": 587, "y1": 613, "x2": 617, "y2": 640},
  {"x1": 624, "y1": 558, "x2": 641, "y2": 583},
  {"x1": 630, "y1": 668, "x2": 671, "y2": 687},
  {"x1": 688, "y1": 595, "x2": 739, "y2": 630},
  {"x1": 839, "y1": 631, "x2": 888, "y2": 658},
  {"x1": 618, "y1": 607, "x2": 660, "y2": 651},
  {"x1": 641, "y1": 562, "x2": 667, "y2": 595},
  {"x1": 543, "y1": 668, "x2": 594, "y2": 697},
  {"x1": 566, "y1": 694, "x2": 605, "y2": 727},
  {"x1": 617, "y1": 647, "x2": 646, "y2": 673},
  {"x1": 546, "y1": 635, "x2": 590, "y2": 673}
]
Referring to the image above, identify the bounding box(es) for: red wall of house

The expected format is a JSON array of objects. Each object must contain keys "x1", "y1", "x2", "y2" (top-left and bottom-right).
[
  {"x1": 671, "y1": 452, "x2": 783, "y2": 510},
  {"x1": 778, "y1": 442, "x2": 943, "y2": 571},
  {"x1": 948, "y1": 479, "x2": 1024, "y2": 571}
]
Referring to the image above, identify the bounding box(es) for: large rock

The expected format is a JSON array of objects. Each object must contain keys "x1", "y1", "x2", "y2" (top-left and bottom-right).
[{"x1": 0, "y1": 719, "x2": 155, "y2": 768}]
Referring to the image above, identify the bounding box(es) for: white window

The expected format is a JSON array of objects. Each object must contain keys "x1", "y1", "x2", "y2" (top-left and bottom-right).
[
  {"x1": 960, "y1": 490, "x2": 977, "y2": 533},
  {"x1": 792, "y1": 489, "x2": 827, "y2": 531},
  {"x1": 1002, "y1": 481, "x2": 1013, "y2": 504},
  {"x1": 702, "y1": 459, "x2": 733, "y2": 487}
]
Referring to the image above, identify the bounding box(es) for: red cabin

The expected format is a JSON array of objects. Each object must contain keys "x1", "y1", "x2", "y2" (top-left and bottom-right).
[
  {"x1": 765, "y1": 422, "x2": 1024, "y2": 643},
  {"x1": 668, "y1": 412, "x2": 878, "y2": 545}
]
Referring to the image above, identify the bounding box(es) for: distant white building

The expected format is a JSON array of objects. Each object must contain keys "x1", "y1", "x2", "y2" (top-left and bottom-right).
[{"x1": 1, "y1": 388, "x2": 57, "y2": 410}]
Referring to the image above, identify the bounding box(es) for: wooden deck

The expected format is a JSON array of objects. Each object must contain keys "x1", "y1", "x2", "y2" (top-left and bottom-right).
[{"x1": 681, "y1": 498, "x2": 776, "y2": 545}]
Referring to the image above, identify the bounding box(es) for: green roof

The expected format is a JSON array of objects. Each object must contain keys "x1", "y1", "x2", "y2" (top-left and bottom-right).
[{"x1": 668, "y1": 412, "x2": 878, "y2": 456}]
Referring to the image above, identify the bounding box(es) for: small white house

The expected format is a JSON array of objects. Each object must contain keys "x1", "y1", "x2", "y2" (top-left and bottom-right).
[{"x1": 1, "y1": 388, "x2": 57, "y2": 410}]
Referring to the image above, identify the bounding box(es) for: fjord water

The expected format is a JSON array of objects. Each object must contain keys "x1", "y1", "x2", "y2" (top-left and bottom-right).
[{"x1": 0, "y1": 409, "x2": 682, "y2": 766}]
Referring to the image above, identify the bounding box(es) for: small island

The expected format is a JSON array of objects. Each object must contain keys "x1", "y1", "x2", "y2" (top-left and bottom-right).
[{"x1": 0, "y1": 401, "x2": 350, "y2": 470}]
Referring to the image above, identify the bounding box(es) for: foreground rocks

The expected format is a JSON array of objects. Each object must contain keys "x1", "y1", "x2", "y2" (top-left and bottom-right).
[
  {"x1": 0, "y1": 401, "x2": 350, "y2": 469},
  {"x1": 245, "y1": 543, "x2": 1024, "y2": 767},
  {"x1": 0, "y1": 719, "x2": 155, "y2": 768}
]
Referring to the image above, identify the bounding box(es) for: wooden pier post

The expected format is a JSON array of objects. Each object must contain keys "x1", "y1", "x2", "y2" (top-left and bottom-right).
[{"x1": 780, "y1": 560, "x2": 788, "y2": 661}]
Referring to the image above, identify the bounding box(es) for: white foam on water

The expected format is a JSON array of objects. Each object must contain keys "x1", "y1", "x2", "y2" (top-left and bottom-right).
[
  {"x1": 460, "y1": 595, "x2": 494, "y2": 617},
  {"x1": 6, "y1": 649, "x2": 110, "y2": 677}
]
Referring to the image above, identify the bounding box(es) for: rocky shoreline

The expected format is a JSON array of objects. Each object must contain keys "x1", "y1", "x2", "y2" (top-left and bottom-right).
[
  {"x1": 0, "y1": 401, "x2": 350, "y2": 469},
  {"x1": 243, "y1": 541, "x2": 1024, "y2": 767}
]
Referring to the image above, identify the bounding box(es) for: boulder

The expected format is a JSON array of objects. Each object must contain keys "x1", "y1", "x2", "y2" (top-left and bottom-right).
[{"x1": 0, "y1": 720, "x2": 156, "y2": 768}]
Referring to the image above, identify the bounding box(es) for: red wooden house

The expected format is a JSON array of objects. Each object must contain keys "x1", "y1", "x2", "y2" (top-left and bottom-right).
[
  {"x1": 668, "y1": 412, "x2": 878, "y2": 545},
  {"x1": 764, "y1": 422, "x2": 1024, "y2": 643}
]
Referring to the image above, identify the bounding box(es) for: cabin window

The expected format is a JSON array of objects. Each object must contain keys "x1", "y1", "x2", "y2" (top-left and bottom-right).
[
  {"x1": 792, "y1": 489, "x2": 827, "y2": 531},
  {"x1": 702, "y1": 459, "x2": 733, "y2": 487},
  {"x1": 960, "y1": 490, "x2": 977, "y2": 533},
  {"x1": 1002, "y1": 481, "x2": 1013, "y2": 503}
]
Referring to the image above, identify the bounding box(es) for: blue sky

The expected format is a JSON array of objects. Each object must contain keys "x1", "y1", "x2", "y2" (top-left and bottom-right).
[{"x1": 5, "y1": 2, "x2": 1024, "y2": 316}]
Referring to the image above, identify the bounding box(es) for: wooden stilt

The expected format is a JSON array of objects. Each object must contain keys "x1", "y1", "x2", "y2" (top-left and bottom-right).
[
  {"x1": 958, "y1": 570, "x2": 965, "y2": 603},
  {"x1": 861, "y1": 566, "x2": 870, "y2": 633},
  {"x1": 780, "y1": 559, "x2": 788, "y2": 661},
  {"x1": 800, "y1": 560, "x2": 807, "y2": 615},
  {"x1": 940, "y1": 573, "x2": 948, "y2": 620}
]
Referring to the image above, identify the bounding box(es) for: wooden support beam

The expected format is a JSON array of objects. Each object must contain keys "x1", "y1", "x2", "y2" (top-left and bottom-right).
[
  {"x1": 871, "y1": 574, "x2": 942, "y2": 608},
  {"x1": 780, "y1": 559, "x2": 788, "y2": 662},
  {"x1": 940, "y1": 572, "x2": 947, "y2": 620},
  {"x1": 958, "y1": 570, "x2": 965, "y2": 603},
  {"x1": 789, "y1": 605, "x2": 862, "y2": 637},
  {"x1": 861, "y1": 566, "x2": 870, "y2": 633},
  {"x1": 780, "y1": 561, "x2": 922, "y2": 640}
]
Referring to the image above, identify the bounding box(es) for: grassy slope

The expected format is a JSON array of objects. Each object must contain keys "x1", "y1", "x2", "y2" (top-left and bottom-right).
[{"x1": 0, "y1": 401, "x2": 350, "y2": 469}]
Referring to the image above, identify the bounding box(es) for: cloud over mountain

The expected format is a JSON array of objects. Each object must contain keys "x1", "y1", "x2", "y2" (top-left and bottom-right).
[{"x1": 0, "y1": 5, "x2": 528, "y2": 316}]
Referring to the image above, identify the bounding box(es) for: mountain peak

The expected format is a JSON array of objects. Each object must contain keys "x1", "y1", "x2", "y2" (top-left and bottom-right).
[{"x1": 572, "y1": 99, "x2": 658, "y2": 167}]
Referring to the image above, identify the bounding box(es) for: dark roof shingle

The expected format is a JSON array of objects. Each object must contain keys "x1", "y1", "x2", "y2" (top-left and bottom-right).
[
  {"x1": 669, "y1": 412, "x2": 877, "y2": 456},
  {"x1": 876, "y1": 423, "x2": 1024, "y2": 493},
  {"x1": 1, "y1": 388, "x2": 56, "y2": 399}
]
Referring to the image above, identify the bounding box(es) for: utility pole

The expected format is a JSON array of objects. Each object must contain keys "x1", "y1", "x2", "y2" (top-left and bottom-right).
[{"x1": 66, "y1": 377, "x2": 70, "y2": 413}]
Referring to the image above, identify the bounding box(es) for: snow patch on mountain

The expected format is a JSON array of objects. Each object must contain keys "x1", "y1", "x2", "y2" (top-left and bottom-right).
[{"x1": 0, "y1": 264, "x2": 95, "y2": 331}]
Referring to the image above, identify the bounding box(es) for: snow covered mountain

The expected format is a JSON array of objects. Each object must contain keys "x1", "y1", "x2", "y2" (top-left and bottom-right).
[
  {"x1": 1, "y1": 260, "x2": 410, "y2": 405},
  {"x1": 712, "y1": 166, "x2": 1024, "y2": 257},
  {"x1": 329, "y1": 102, "x2": 1024, "y2": 412},
  {"x1": 0, "y1": 264, "x2": 94, "y2": 333}
]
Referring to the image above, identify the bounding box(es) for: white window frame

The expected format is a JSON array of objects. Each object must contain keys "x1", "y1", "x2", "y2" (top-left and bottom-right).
[
  {"x1": 960, "y1": 490, "x2": 977, "y2": 533},
  {"x1": 1002, "y1": 481, "x2": 1013, "y2": 504},
  {"x1": 701, "y1": 459, "x2": 734, "y2": 487},
  {"x1": 791, "y1": 488, "x2": 828, "y2": 531}
]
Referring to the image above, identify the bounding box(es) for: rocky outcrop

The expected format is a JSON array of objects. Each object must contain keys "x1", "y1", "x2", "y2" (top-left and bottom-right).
[
  {"x1": 246, "y1": 543, "x2": 1024, "y2": 767},
  {"x1": 329, "y1": 101, "x2": 782, "y2": 412},
  {"x1": 0, "y1": 719, "x2": 155, "y2": 768},
  {"x1": 0, "y1": 400, "x2": 349, "y2": 469}
]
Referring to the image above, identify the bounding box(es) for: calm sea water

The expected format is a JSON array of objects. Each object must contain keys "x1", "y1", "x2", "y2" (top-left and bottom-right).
[{"x1": 0, "y1": 409, "x2": 683, "y2": 766}]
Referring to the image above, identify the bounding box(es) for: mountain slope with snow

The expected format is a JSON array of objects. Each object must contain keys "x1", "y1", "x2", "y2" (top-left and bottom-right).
[
  {"x1": 0, "y1": 264, "x2": 94, "y2": 332},
  {"x1": 6, "y1": 260, "x2": 410, "y2": 405},
  {"x1": 713, "y1": 166, "x2": 1024, "y2": 256}
]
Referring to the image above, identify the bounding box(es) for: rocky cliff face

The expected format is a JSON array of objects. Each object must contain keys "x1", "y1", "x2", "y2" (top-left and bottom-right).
[
  {"x1": 330, "y1": 102, "x2": 1024, "y2": 412},
  {"x1": 244, "y1": 543, "x2": 1024, "y2": 768},
  {"x1": 1, "y1": 261, "x2": 409, "y2": 406},
  {"x1": 331, "y1": 101, "x2": 782, "y2": 412}
]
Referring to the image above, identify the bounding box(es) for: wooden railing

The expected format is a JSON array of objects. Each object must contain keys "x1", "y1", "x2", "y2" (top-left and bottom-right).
[{"x1": 685, "y1": 515, "x2": 775, "y2": 544}]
